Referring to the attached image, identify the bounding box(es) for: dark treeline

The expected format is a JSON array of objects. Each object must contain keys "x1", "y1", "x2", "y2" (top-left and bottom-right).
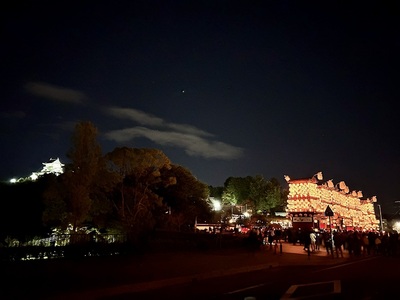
[
  {"x1": 0, "y1": 121, "x2": 287, "y2": 247},
  {"x1": 0, "y1": 178, "x2": 49, "y2": 239}
]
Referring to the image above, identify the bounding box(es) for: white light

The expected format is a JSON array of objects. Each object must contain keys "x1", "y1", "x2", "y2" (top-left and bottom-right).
[
  {"x1": 393, "y1": 222, "x2": 400, "y2": 232},
  {"x1": 10, "y1": 178, "x2": 17, "y2": 183},
  {"x1": 209, "y1": 197, "x2": 221, "y2": 211},
  {"x1": 30, "y1": 173, "x2": 39, "y2": 181}
]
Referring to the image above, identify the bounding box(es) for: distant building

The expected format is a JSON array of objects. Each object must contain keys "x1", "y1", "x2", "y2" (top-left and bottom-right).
[
  {"x1": 9, "y1": 158, "x2": 65, "y2": 183},
  {"x1": 29, "y1": 158, "x2": 64, "y2": 180}
]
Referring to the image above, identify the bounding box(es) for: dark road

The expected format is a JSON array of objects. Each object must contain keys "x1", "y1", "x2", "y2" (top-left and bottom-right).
[{"x1": 101, "y1": 255, "x2": 399, "y2": 300}]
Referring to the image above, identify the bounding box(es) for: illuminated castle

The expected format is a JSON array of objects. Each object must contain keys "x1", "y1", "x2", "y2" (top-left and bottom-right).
[
  {"x1": 29, "y1": 158, "x2": 64, "y2": 180},
  {"x1": 284, "y1": 172, "x2": 379, "y2": 231},
  {"x1": 10, "y1": 158, "x2": 65, "y2": 183}
]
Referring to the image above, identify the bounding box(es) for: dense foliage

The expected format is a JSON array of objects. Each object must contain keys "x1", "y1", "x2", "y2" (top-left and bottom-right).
[
  {"x1": 0, "y1": 121, "x2": 288, "y2": 244},
  {"x1": 222, "y1": 175, "x2": 287, "y2": 214}
]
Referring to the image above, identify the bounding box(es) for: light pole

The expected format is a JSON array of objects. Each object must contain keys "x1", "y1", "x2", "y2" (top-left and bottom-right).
[
  {"x1": 325, "y1": 205, "x2": 334, "y2": 258},
  {"x1": 377, "y1": 204, "x2": 383, "y2": 232}
]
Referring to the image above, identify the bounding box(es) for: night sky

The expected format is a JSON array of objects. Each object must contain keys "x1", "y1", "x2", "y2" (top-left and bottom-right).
[{"x1": 1, "y1": 1, "x2": 399, "y2": 214}]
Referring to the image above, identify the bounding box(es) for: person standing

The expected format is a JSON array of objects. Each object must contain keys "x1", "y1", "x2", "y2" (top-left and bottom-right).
[
  {"x1": 303, "y1": 228, "x2": 311, "y2": 252},
  {"x1": 267, "y1": 227, "x2": 275, "y2": 250},
  {"x1": 323, "y1": 230, "x2": 333, "y2": 256},
  {"x1": 333, "y1": 231, "x2": 344, "y2": 258},
  {"x1": 362, "y1": 233, "x2": 370, "y2": 256},
  {"x1": 310, "y1": 230, "x2": 317, "y2": 252},
  {"x1": 315, "y1": 231, "x2": 322, "y2": 251}
]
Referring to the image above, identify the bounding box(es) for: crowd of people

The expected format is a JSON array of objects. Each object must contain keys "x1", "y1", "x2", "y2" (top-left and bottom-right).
[
  {"x1": 288, "y1": 227, "x2": 400, "y2": 258},
  {"x1": 246, "y1": 225, "x2": 400, "y2": 258}
]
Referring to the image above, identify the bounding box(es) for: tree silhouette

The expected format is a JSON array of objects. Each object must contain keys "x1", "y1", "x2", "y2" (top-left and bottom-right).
[{"x1": 43, "y1": 121, "x2": 106, "y2": 231}]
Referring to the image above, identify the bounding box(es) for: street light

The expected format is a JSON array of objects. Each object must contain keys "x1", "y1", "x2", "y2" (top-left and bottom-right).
[{"x1": 377, "y1": 203, "x2": 384, "y2": 232}]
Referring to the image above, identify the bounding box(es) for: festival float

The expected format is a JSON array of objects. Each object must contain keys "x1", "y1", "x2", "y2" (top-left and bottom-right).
[{"x1": 284, "y1": 172, "x2": 380, "y2": 231}]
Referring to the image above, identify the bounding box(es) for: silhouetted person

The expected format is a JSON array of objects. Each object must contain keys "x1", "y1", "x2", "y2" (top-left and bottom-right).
[
  {"x1": 303, "y1": 229, "x2": 311, "y2": 252},
  {"x1": 333, "y1": 231, "x2": 344, "y2": 258},
  {"x1": 323, "y1": 231, "x2": 333, "y2": 256},
  {"x1": 247, "y1": 229, "x2": 260, "y2": 253}
]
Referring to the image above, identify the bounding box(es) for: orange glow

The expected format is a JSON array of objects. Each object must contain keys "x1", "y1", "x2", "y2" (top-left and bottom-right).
[{"x1": 285, "y1": 175, "x2": 379, "y2": 231}]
